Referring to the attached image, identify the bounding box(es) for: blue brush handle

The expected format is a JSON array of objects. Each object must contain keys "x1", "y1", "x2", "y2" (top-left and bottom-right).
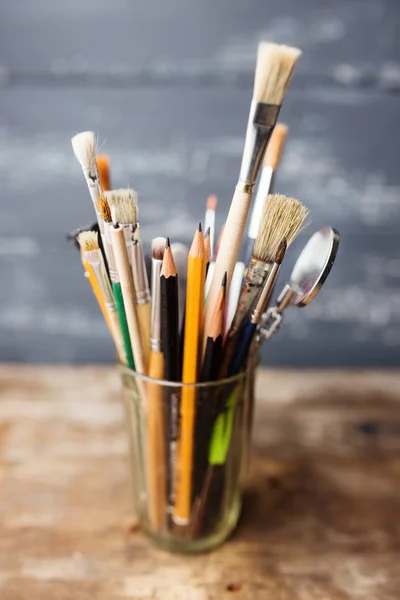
[{"x1": 229, "y1": 321, "x2": 257, "y2": 376}]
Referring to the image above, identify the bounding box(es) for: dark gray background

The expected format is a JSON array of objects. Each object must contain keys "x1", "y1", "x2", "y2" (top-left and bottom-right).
[{"x1": 0, "y1": 0, "x2": 399, "y2": 366}]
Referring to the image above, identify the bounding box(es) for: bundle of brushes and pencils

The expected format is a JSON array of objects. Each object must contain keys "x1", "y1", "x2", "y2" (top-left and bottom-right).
[{"x1": 70, "y1": 41, "x2": 339, "y2": 551}]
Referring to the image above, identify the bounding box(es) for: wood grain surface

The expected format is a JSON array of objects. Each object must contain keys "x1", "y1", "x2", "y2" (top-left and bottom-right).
[{"x1": 1, "y1": 365, "x2": 400, "y2": 599}]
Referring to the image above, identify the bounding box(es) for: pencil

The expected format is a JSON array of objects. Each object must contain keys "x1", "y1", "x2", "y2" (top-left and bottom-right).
[
  {"x1": 173, "y1": 224, "x2": 206, "y2": 526},
  {"x1": 192, "y1": 272, "x2": 227, "y2": 504},
  {"x1": 160, "y1": 239, "x2": 180, "y2": 516}
]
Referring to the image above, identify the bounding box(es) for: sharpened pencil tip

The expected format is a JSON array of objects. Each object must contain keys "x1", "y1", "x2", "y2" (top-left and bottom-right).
[
  {"x1": 198, "y1": 222, "x2": 202, "y2": 233},
  {"x1": 222, "y1": 271, "x2": 227, "y2": 288},
  {"x1": 275, "y1": 239, "x2": 287, "y2": 265},
  {"x1": 166, "y1": 237, "x2": 171, "y2": 248},
  {"x1": 204, "y1": 226, "x2": 211, "y2": 238}
]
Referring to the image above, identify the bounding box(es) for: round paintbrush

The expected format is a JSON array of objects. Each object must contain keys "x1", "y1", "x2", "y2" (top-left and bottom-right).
[{"x1": 221, "y1": 194, "x2": 309, "y2": 375}]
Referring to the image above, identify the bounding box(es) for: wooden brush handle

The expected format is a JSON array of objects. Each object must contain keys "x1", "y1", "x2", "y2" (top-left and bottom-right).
[
  {"x1": 111, "y1": 227, "x2": 145, "y2": 374},
  {"x1": 108, "y1": 309, "x2": 128, "y2": 365},
  {"x1": 137, "y1": 302, "x2": 151, "y2": 373},
  {"x1": 147, "y1": 350, "x2": 167, "y2": 530},
  {"x1": 204, "y1": 187, "x2": 252, "y2": 350}
]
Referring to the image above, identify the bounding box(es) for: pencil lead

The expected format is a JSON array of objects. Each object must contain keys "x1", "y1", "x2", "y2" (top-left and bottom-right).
[
  {"x1": 198, "y1": 222, "x2": 202, "y2": 233},
  {"x1": 222, "y1": 271, "x2": 228, "y2": 288},
  {"x1": 204, "y1": 227, "x2": 211, "y2": 239},
  {"x1": 166, "y1": 237, "x2": 171, "y2": 248}
]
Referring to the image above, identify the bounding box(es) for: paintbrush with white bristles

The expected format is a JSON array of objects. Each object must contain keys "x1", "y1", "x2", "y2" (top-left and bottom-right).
[
  {"x1": 104, "y1": 189, "x2": 138, "y2": 260},
  {"x1": 203, "y1": 42, "x2": 301, "y2": 352},
  {"x1": 220, "y1": 193, "x2": 309, "y2": 375},
  {"x1": 78, "y1": 231, "x2": 126, "y2": 363},
  {"x1": 71, "y1": 131, "x2": 104, "y2": 234}
]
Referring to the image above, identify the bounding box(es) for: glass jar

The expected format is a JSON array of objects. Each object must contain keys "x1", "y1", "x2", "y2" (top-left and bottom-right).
[{"x1": 119, "y1": 360, "x2": 256, "y2": 553}]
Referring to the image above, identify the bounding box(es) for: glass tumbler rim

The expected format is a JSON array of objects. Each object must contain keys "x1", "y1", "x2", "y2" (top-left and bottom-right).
[{"x1": 118, "y1": 362, "x2": 252, "y2": 389}]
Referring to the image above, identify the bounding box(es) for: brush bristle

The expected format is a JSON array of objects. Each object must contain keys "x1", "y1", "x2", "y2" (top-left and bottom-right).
[
  {"x1": 206, "y1": 194, "x2": 218, "y2": 211},
  {"x1": 105, "y1": 189, "x2": 138, "y2": 224},
  {"x1": 71, "y1": 131, "x2": 97, "y2": 169},
  {"x1": 99, "y1": 196, "x2": 112, "y2": 223},
  {"x1": 254, "y1": 194, "x2": 310, "y2": 262},
  {"x1": 253, "y1": 42, "x2": 302, "y2": 105},
  {"x1": 274, "y1": 239, "x2": 287, "y2": 265},
  {"x1": 151, "y1": 236, "x2": 166, "y2": 261},
  {"x1": 78, "y1": 230, "x2": 99, "y2": 252}
]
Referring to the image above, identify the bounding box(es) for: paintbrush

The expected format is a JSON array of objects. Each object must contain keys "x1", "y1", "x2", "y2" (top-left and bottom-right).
[
  {"x1": 203, "y1": 42, "x2": 301, "y2": 350},
  {"x1": 104, "y1": 189, "x2": 138, "y2": 262},
  {"x1": 204, "y1": 195, "x2": 217, "y2": 259},
  {"x1": 146, "y1": 236, "x2": 167, "y2": 528},
  {"x1": 71, "y1": 132, "x2": 104, "y2": 235},
  {"x1": 110, "y1": 208, "x2": 145, "y2": 374},
  {"x1": 78, "y1": 231, "x2": 126, "y2": 363},
  {"x1": 221, "y1": 194, "x2": 309, "y2": 374},
  {"x1": 131, "y1": 224, "x2": 151, "y2": 369},
  {"x1": 229, "y1": 240, "x2": 286, "y2": 375},
  {"x1": 244, "y1": 123, "x2": 288, "y2": 264}
]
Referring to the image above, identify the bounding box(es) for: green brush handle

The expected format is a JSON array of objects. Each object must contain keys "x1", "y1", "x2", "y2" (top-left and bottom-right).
[
  {"x1": 208, "y1": 388, "x2": 238, "y2": 465},
  {"x1": 113, "y1": 281, "x2": 135, "y2": 369}
]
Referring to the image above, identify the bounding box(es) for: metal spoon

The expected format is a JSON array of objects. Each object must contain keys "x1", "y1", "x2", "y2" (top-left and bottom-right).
[{"x1": 257, "y1": 226, "x2": 340, "y2": 344}]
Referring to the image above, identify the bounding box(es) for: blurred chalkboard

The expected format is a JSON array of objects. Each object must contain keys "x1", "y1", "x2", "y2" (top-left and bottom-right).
[{"x1": 0, "y1": 0, "x2": 399, "y2": 366}]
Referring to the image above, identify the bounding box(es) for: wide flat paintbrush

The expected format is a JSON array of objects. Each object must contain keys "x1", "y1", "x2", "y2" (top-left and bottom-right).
[
  {"x1": 221, "y1": 194, "x2": 309, "y2": 375},
  {"x1": 104, "y1": 188, "x2": 138, "y2": 264},
  {"x1": 203, "y1": 42, "x2": 301, "y2": 350}
]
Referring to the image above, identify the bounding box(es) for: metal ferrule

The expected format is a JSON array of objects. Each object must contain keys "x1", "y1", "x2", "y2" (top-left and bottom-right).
[
  {"x1": 229, "y1": 257, "x2": 273, "y2": 336},
  {"x1": 131, "y1": 242, "x2": 151, "y2": 304},
  {"x1": 237, "y1": 101, "x2": 280, "y2": 192},
  {"x1": 251, "y1": 261, "x2": 280, "y2": 324},
  {"x1": 150, "y1": 258, "x2": 162, "y2": 351},
  {"x1": 276, "y1": 283, "x2": 295, "y2": 312}
]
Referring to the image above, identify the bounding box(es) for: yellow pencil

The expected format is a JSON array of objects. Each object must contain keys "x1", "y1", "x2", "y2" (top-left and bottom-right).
[{"x1": 173, "y1": 224, "x2": 206, "y2": 526}]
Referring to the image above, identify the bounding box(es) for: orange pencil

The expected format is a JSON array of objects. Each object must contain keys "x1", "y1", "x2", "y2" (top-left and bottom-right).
[{"x1": 173, "y1": 224, "x2": 206, "y2": 526}]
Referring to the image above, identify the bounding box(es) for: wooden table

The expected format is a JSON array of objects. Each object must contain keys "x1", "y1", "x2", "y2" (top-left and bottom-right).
[{"x1": 1, "y1": 365, "x2": 400, "y2": 599}]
